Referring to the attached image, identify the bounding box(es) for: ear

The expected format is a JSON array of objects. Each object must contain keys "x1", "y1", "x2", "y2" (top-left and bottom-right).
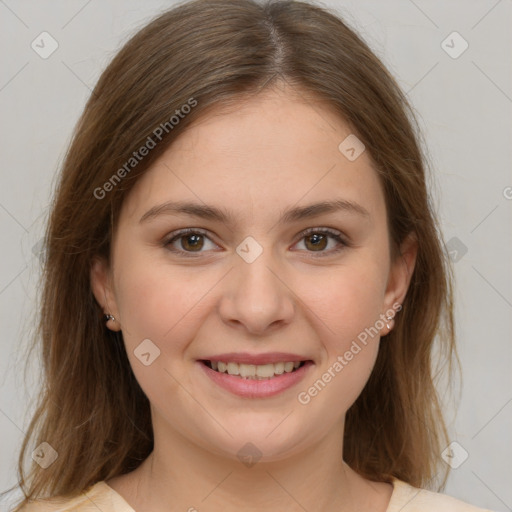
[
  {"x1": 383, "y1": 232, "x2": 418, "y2": 311},
  {"x1": 90, "y1": 256, "x2": 121, "y2": 331}
]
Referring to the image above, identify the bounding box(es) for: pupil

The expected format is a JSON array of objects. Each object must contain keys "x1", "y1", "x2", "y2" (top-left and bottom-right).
[
  {"x1": 183, "y1": 234, "x2": 203, "y2": 251},
  {"x1": 307, "y1": 233, "x2": 326, "y2": 251}
]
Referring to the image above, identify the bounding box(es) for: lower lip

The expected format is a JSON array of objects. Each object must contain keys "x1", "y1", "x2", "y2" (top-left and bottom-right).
[{"x1": 197, "y1": 361, "x2": 314, "y2": 398}]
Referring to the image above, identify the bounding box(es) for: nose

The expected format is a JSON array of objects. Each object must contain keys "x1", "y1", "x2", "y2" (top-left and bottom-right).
[{"x1": 217, "y1": 248, "x2": 295, "y2": 335}]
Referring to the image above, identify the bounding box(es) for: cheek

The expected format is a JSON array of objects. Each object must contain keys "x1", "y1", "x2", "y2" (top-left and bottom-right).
[
  {"x1": 304, "y1": 258, "x2": 387, "y2": 349},
  {"x1": 112, "y1": 249, "x2": 192, "y2": 349},
  {"x1": 112, "y1": 248, "x2": 222, "y2": 368},
  {"x1": 296, "y1": 259, "x2": 386, "y2": 407},
  {"x1": 112, "y1": 258, "x2": 202, "y2": 407}
]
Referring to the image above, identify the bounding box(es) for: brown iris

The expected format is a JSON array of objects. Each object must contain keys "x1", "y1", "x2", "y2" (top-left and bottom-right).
[
  {"x1": 181, "y1": 234, "x2": 204, "y2": 251},
  {"x1": 304, "y1": 233, "x2": 328, "y2": 251}
]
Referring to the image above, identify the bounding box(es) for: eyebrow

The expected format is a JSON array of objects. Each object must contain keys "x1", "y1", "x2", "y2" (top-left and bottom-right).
[{"x1": 139, "y1": 198, "x2": 370, "y2": 226}]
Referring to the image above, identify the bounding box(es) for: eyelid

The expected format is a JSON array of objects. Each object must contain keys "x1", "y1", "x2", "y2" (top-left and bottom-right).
[
  {"x1": 162, "y1": 227, "x2": 220, "y2": 257},
  {"x1": 162, "y1": 226, "x2": 349, "y2": 257},
  {"x1": 297, "y1": 226, "x2": 348, "y2": 243},
  {"x1": 291, "y1": 227, "x2": 349, "y2": 257}
]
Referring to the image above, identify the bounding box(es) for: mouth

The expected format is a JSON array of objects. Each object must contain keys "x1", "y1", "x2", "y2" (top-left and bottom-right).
[
  {"x1": 197, "y1": 355, "x2": 314, "y2": 398},
  {"x1": 199, "y1": 359, "x2": 308, "y2": 380}
]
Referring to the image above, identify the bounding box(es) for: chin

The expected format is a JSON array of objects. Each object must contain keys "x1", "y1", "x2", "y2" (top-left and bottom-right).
[{"x1": 204, "y1": 422, "x2": 312, "y2": 464}]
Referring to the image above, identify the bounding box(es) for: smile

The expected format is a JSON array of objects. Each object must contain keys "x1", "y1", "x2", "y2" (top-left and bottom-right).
[
  {"x1": 203, "y1": 360, "x2": 305, "y2": 379},
  {"x1": 197, "y1": 358, "x2": 314, "y2": 398}
]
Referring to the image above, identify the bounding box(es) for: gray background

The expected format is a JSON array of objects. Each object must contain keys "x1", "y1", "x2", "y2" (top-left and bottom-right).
[{"x1": 0, "y1": 0, "x2": 511, "y2": 510}]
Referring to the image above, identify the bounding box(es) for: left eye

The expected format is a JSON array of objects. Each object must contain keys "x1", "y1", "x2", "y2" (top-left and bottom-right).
[
  {"x1": 163, "y1": 228, "x2": 346, "y2": 257},
  {"x1": 293, "y1": 228, "x2": 346, "y2": 254}
]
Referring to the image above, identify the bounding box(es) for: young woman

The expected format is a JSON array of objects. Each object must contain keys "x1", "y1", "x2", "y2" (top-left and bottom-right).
[{"x1": 6, "y1": 0, "x2": 494, "y2": 510}]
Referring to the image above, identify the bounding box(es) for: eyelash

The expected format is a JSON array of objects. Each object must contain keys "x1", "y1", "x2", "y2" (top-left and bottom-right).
[{"x1": 162, "y1": 227, "x2": 349, "y2": 258}]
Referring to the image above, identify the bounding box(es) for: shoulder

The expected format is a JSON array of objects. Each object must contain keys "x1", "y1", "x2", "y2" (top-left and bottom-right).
[
  {"x1": 388, "y1": 478, "x2": 495, "y2": 512},
  {"x1": 14, "y1": 481, "x2": 133, "y2": 512}
]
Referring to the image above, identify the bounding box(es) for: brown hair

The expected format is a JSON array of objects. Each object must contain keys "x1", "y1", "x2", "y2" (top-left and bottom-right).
[{"x1": 7, "y1": 0, "x2": 458, "y2": 508}]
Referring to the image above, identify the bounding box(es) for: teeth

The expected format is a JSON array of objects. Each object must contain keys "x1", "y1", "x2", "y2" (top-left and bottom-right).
[
  {"x1": 226, "y1": 362, "x2": 239, "y2": 375},
  {"x1": 256, "y1": 364, "x2": 275, "y2": 378},
  {"x1": 274, "y1": 362, "x2": 285, "y2": 375},
  {"x1": 284, "y1": 362, "x2": 294, "y2": 372},
  {"x1": 239, "y1": 364, "x2": 256, "y2": 378},
  {"x1": 208, "y1": 360, "x2": 304, "y2": 379}
]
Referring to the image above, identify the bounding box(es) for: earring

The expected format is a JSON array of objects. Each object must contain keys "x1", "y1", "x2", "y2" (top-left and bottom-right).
[
  {"x1": 104, "y1": 313, "x2": 115, "y2": 323},
  {"x1": 384, "y1": 306, "x2": 400, "y2": 333}
]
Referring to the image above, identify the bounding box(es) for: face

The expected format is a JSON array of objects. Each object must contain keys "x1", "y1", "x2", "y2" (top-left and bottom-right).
[{"x1": 91, "y1": 85, "x2": 416, "y2": 463}]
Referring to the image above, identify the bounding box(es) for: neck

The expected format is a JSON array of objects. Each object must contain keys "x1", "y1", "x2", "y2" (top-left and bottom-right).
[{"x1": 121, "y1": 416, "x2": 384, "y2": 512}]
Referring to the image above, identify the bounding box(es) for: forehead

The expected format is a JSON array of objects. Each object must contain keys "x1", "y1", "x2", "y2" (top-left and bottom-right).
[{"x1": 120, "y1": 86, "x2": 386, "y2": 226}]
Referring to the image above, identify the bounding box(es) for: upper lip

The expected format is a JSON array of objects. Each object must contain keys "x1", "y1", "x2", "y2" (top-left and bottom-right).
[{"x1": 200, "y1": 352, "x2": 312, "y2": 365}]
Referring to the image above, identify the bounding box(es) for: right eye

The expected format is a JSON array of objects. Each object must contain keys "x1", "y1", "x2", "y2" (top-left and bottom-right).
[{"x1": 163, "y1": 228, "x2": 220, "y2": 256}]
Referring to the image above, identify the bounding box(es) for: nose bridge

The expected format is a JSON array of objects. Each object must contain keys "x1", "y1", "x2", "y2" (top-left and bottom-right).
[{"x1": 218, "y1": 239, "x2": 295, "y2": 333}]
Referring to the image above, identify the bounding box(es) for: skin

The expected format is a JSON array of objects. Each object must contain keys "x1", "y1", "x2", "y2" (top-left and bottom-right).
[{"x1": 91, "y1": 83, "x2": 417, "y2": 512}]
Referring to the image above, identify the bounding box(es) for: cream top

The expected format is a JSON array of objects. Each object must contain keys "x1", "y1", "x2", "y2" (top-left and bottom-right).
[{"x1": 17, "y1": 478, "x2": 495, "y2": 511}]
